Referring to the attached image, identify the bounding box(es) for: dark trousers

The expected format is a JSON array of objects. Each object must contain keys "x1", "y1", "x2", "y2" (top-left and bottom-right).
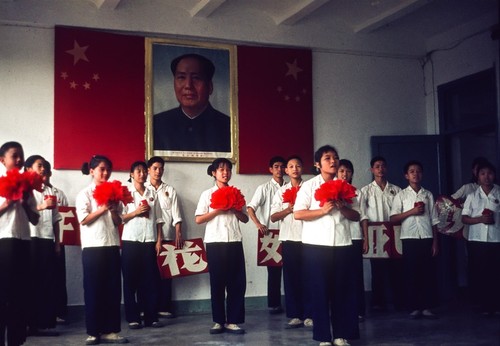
[
  {"x1": 0, "y1": 239, "x2": 30, "y2": 346},
  {"x1": 402, "y1": 238, "x2": 437, "y2": 311},
  {"x1": 267, "y1": 266, "x2": 282, "y2": 308},
  {"x1": 158, "y1": 241, "x2": 173, "y2": 314},
  {"x1": 282, "y1": 241, "x2": 310, "y2": 319},
  {"x1": 28, "y1": 237, "x2": 57, "y2": 330},
  {"x1": 82, "y1": 246, "x2": 122, "y2": 337},
  {"x1": 350, "y1": 240, "x2": 366, "y2": 317},
  {"x1": 54, "y1": 245, "x2": 68, "y2": 319},
  {"x1": 121, "y1": 241, "x2": 159, "y2": 326},
  {"x1": 206, "y1": 242, "x2": 246, "y2": 325},
  {"x1": 467, "y1": 241, "x2": 500, "y2": 313},
  {"x1": 370, "y1": 258, "x2": 405, "y2": 309},
  {"x1": 303, "y1": 244, "x2": 359, "y2": 342}
]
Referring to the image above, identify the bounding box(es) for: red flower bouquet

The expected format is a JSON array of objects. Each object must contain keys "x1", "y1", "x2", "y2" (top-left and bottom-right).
[
  {"x1": 93, "y1": 180, "x2": 134, "y2": 207},
  {"x1": 282, "y1": 186, "x2": 300, "y2": 204},
  {"x1": 210, "y1": 186, "x2": 246, "y2": 211},
  {"x1": 0, "y1": 169, "x2": 43, "y2": 200},
  {"x1": 314, "y1": 179, "x2": 357, "y2": 207}
]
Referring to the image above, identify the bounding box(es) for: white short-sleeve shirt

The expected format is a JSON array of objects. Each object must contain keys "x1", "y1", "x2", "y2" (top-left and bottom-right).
[
  {"x1": 462, "y1": 184, "x2": 500, "y2": 243},
  {"x1": 247, "y1": 179, "x2": 282, "y2": 229},
  {"x1": 271, "y1": 181, "x2": 303, "y2": 242},
  {"x1": 389, "y1": 185, "x2": 438, "y2": 239},
  {"x1": 146, "y1": 181, "x2": 183, "y2": 241},
  {"x1": 359, "y1": 180, "x2": 401, "y2": 222},
  {"x1": 29, "y1": 186, "x2": 62, "y2": 239},
  {"x1": 195, "y1": 185, "x2": 245, "y2": 243},
  {"x1": 121, "y1": 186, "x2": 163, "y2": 242},
  {"x1": 294, "y1": 175, "x2": 353, "y2": 247},
  {"x1": 75, "y1": 183, "x2": 123, "y2": 248}
]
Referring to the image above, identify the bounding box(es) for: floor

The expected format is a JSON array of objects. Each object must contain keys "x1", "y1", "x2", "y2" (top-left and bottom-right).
[{"x1": 23, "y1": 301, "x2": 499, "y2": 346}]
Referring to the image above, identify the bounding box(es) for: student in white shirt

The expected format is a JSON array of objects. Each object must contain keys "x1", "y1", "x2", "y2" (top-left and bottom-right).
[
  {"x1": 390, "y1": 160, "x2": 439, "y2": 320},
  {"x1": 145, "y1": 156, "x2": 183, "y2": 318},
  {"x1": 195, "y1": 158, "x2": 249, "y2": 335},
  {"x1": 270, "y1": 156, "x2": 313, "y2": 329},
  {"x1": 75, "y1": 155, "x2": 127, "y2": 345},
  {"x1": 359, "y1": 156, "x2": 403, "y2": 311},
  {"x1": 24, "y1": 155, "x2": 62, "y2": 336},
  {"x1": 294, "y1": 145, "x2": 360, "y2": 346},
  {"x1": 461, "y1": 160, "x2": 500, "y2": 316},
  {"x1": 42, "y1": 160, "x2": 69, "y2": 325},
  {"x1": 121, "y1": 161, "x2": 164, "y2": 329},
  {"x1": 0, "y1": 141, "x2": 39, "y2": 346},
  {"x1": 247, "y1": 156, "x2": 286, "y2": 314},
  {"x1": 337, "y1": 159, "x2": 366, "y2": 322}
]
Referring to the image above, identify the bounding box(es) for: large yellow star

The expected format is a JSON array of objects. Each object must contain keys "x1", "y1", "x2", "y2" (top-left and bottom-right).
[
  {"x1": 66, "y1": 40, "x2": 89, "y2": 66},
  {"x1": 285, "y1": 59, "x2": 303, "y2": 80}
]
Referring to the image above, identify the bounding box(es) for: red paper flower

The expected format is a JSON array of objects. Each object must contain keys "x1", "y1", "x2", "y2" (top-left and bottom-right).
[
  {"x1": 314, "y1": 179, "x2": 357, "y2": 207},
  {"x1": 0, "y1": 169, "x2": 44, "y2": 201},
  {"x1": 93, "y1": 180, "x2": 134, "y2": 206},
  {"x1": 210, "y1": 186, "x2": 246, "y2": 211},
  {"x1": 282, "y1": 186, "x2": 300, "y2": 204}
]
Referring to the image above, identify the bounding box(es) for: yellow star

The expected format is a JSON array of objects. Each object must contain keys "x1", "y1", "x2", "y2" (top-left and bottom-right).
[
  {"x1": 66, "y1": 40, "x2": 89, "y2": 66},
  {"x1": 61, "y1": 72, "x2": 68, "y2": 80},
  {"x1": 83, "y1": 82, "x2": 91, "y2": 90},
  {"x1": 92, "y1": 73, "x2": 100, "y2": 82},
  {"x1": 285, "y1": 59, "x2": 303, "y2": 80},
  {"x1": 69, "y1": 81, "x2": 78, "y2": 89}
]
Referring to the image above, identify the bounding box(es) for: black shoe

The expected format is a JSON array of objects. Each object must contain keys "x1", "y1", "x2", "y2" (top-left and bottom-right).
[
  {"x1": 209, "y1": 323, "x2": 225, "y2": 334},
  {"x1": 225, "y1": 324, "x2": 245, "y2": 334}
]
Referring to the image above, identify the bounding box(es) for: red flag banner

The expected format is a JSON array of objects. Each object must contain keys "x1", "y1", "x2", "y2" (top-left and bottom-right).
[
  {"x1": 257, "y1": 229, "x2": 282, "y2": 267},
  {"x1": 363, "y1": 222, "x2": 402, "y2": 259},
  {"x1": 237, "y1": 46, "x2": 313, "y2": 174},
  {"x1": 157, "y1": 238, "x2": 209, "y2": 278},
  {"x1": 54, "y1": 26, "x2": 145, "y2": 171}
]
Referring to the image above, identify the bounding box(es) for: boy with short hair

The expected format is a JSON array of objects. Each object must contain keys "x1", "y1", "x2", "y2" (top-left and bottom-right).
[
  {"x1": 389, "y1": 160, "x2": 439, "y2": 319},
  {"x1": 247, "y1": 156, "x2": 286, "y2": 314},
  {"x1": 146, "y1": 156, "x2": 183, "y2": 318},
  {"x1": 359, "y1": 156, "x2": 403, "y2": 311}
]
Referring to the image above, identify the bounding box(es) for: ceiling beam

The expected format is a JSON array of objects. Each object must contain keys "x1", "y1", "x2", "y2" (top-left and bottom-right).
[
  {"x1": 353, "y1": 0, "x2": 432, "y2": 34},
  {"x1": 90, "y1": 0, "x2": 121, "y2": 10},
  {"x1": 272, "y1": 0, "x2": 331, "y2": 26},
  {"x1": 189, "y1": 0, "x2": 227, "y2": 18}
]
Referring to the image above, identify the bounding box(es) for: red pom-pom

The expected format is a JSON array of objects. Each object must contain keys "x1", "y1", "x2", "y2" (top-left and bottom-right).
[
  {"x1": 93, "y1": 180, "x2": 134, "y2": 206},
  {"x1": 210, "y1": 186, "x2": 246, "y2": 211},
  {"x1": 0, "y1": 169, "x2": 44, "y2": 200},
  {"x1": 314, "y1": 179, "x2": 357, "y2": 207},
  {"x1": 482, "y1": 208, "x2": 493, "y2": 216},
  {"x1": 282, "y1": 186, "x2": 300, "y2": 204}
]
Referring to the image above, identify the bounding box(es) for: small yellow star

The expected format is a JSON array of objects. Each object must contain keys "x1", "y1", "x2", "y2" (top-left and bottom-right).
[
  {"x1": 285, "y1": 59, "x2": 303, "y2": 80},
  {"x1": 92, "y1": 73, "x2": 100, "y2": 82},
  {"x1": 61, "y1": 72, "x2": 68, "y2": 80},
  {"x1": 66, "y1": 40, "x2": 89, "y2": 66},
  {"x1": 83, "y1": 82, "x2": 91, "y2": 90},
  {"x1": 69, "y1": 81, "x2": 78, "y2": 89}
]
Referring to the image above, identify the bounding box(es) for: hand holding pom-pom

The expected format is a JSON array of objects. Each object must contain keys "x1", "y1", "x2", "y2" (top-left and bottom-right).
[
  {"x1": 314, "y1": 179, "x2": 357, "y2": 207},
  {"x1": 0, "y1": 169, "x2": 44, "y2": 201},
  {"x1": 93, "y1": 180, "x2": 133, "y2": 207},
  {"x1": 210, "y1": 186, "x2": 246, "y2": 211},
  {"x1": 282, "y1": 186, "x2": 300, "y2": 205}
]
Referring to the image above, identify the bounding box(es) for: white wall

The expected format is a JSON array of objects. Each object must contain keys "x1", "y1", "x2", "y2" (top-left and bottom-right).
[{"x1": 0, "y1": 3, "x2": 496, "y2": 306}]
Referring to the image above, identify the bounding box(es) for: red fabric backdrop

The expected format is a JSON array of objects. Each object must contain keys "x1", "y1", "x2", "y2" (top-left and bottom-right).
[
  {"x1": 237, "y1": 46, "x2": 313, "y2": 174},
  {"x1": 54, "y1": 26, "x2": 145, "y2": 171},
  {"x1": 54, "y1": 27, "x2": 313, "y2": 173}
]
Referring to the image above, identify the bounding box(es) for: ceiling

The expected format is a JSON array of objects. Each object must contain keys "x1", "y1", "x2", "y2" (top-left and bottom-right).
[{"x1": 86, "y1": 0, "x2": 497, "y2": 39}]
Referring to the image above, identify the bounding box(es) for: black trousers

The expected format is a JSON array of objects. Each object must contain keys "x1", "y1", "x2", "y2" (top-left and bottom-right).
[
  {"x1": 0, "y1": 238, "x2": 30, "y2": 346},
  {"x1": 82, "y1": 246, "x2": 122, "y2": 337},
  {"x1": 121, "y1": 241, "x2": 159, "y2": 325},
  {"x1": 206, "y1": 242, "x2": 246, "y2": 325},
  {"x1": 282, "y1": 241, "x2": 310, "y2": 319},
  {"x1": 350, "y1": 239, "x2": 366, "y2": 317},
  {"x1": 54, "y1": 245, "x2": 68, "y2": 319},
  {"x1": 28, "y1": 237, "x2": 57, "y2": 330},
  {"x1": 303, "y1": 244, "x2": 359, "y2": 342}
]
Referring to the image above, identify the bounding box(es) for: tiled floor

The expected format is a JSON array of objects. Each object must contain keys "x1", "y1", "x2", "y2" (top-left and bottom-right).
[{"x1": 23, "y1": 301, "x2": 499, "y2": 346}]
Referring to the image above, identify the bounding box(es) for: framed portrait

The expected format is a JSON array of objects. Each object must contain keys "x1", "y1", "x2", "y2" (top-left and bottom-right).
[{"x1": 145, "y1": 38, "x2": 238, "y2": 162}]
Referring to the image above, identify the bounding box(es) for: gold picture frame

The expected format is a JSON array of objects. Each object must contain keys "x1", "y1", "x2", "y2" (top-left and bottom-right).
[{"x1": 145, "y1": 37, "x2": 238, "y2": 163}]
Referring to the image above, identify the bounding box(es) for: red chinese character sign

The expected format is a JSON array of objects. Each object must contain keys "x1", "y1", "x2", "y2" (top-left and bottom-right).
[
  {"x1": 58, "y1": 206, "x2": 81, "y2": 246},
  {"x1": 157, "y1": 238, "x2": 209, "y2": 278},
  {"x1": 257, "y1": 229, "x2": 282, "y2": 267},
  {"x1": 363, "y1": 222, "x2": 402, "y2": 259}
]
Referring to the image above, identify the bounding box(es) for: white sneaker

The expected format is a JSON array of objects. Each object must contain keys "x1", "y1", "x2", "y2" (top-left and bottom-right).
[
  {"x1": 225, "y1": 323, "x2": 245, "y2": 334},
  {"x1": 100, "y1": 333, "x2": 128, "y2": 344},
  {"x1": 319, "y1": 342, "x2": 332, "y2": 346},
  {"x1": 304, "y1": 318, "x2": 313, "y2": 327},
  {"x1": 286, "y1": 318, "x2": 304, "y2": 329},
  {"x1": 85, "y1": 336, "x2": 99, "y2": 345},
  {"x1": 333, "y1": 338, "x2": 350, "y2": 346}
]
